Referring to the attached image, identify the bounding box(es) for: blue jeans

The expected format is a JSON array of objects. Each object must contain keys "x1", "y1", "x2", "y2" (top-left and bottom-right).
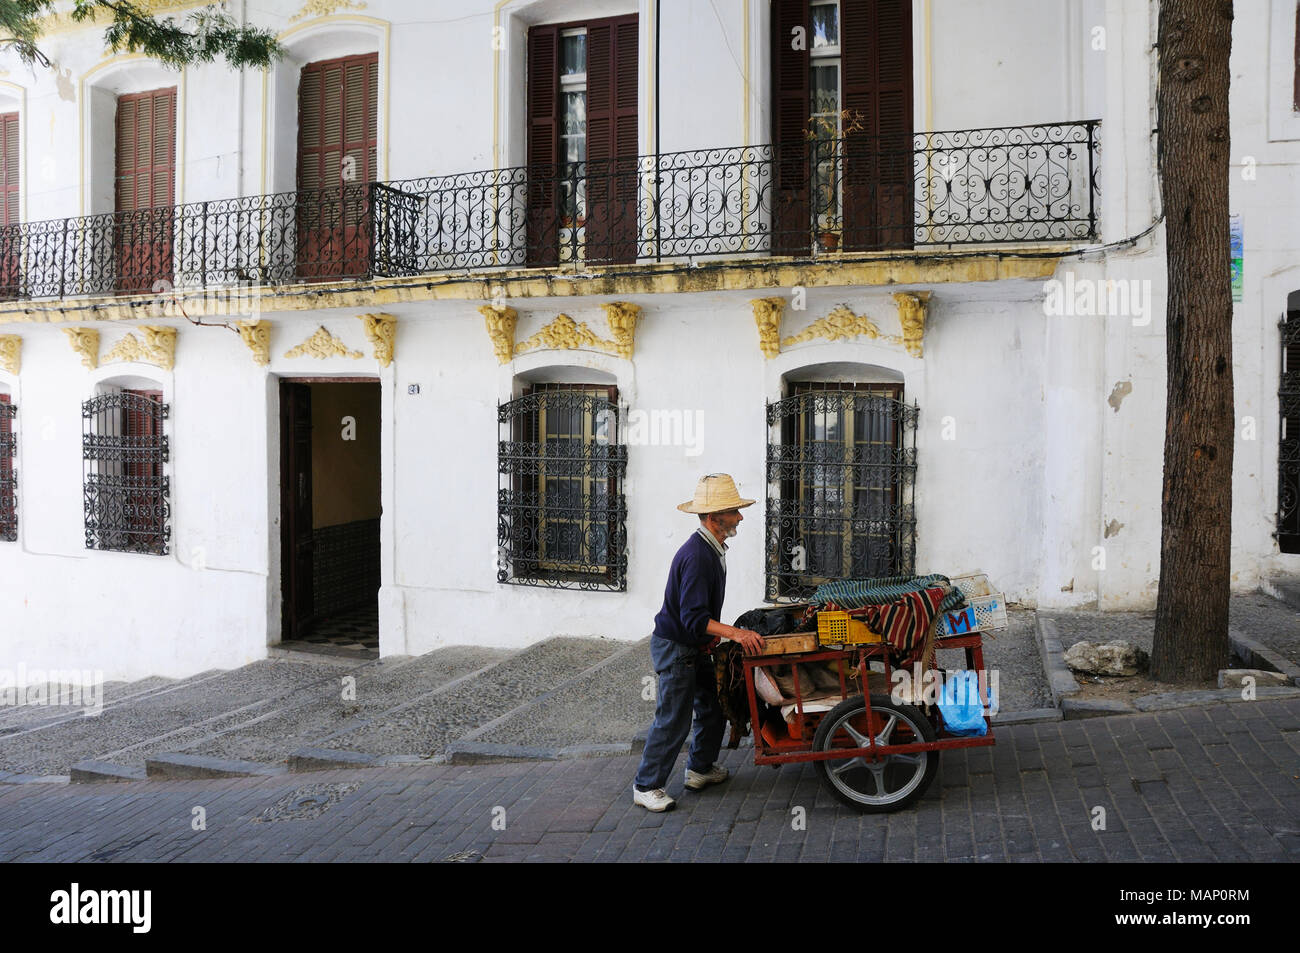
[{"x1": 634, "y1": 635, "x2": 725, "y2": 790}]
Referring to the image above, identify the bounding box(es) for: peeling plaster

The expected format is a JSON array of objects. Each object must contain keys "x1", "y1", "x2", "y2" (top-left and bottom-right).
[
  {"x1": 54, "y1": 66, "x2": 75, "y2": 102},
  {"x1": 1107, "y1": 380, "x2": 1133, "y2": 412},
  {"x1": 1104, "y1": 519, "x2": 1124, "y2": 538}
]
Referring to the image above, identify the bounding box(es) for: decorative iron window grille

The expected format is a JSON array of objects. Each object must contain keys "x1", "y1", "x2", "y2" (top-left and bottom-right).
[
  {"x1": 766, "y1": 383, "x2": 918, "y2": 601},
  {"x1": 0, "y1": 395, "x2": 15, "y2": 541},
  {"x1": 1279, "y1": 311, "x2": 1300, "y2": 552},
  {"x1": 83, "y1": 389, "x2": 170, "y2": 555},
  {"x1": 498, "y1": 384, "x2": 627, "y2": 590}
]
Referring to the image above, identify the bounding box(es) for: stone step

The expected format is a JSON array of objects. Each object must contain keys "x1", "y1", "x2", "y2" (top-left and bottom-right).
[
  {"x1": 144, "y1": 752, "x2": 285, "y2": 780},
  {"x1": 317, "y1": 636, "x2": 626, "y2": 759},
  {"x1": 1261, "y1": 574, "x2": 1300, "y2": 612},
  {"x1": 0, "y1": 672, "x2": 224, "y2": 732},
  {"x1": 178, "y1": 646, "x2": 512, "y2": 764},
  {"x1": 0, "y1": 657, "x2": 366, "y2": 777},
  {"x1": 467, "y1": 638, "x2": 653, "y2": 750}
]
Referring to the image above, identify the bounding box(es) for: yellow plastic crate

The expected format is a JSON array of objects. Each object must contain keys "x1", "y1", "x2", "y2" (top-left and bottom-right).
[{"x1": 816, "y1": 611, "x2": 883, "y2": 645}]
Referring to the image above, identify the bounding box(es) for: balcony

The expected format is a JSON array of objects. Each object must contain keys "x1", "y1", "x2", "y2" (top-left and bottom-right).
[{"x1": 0, "y1": 121, "x2": 1099, "y2": 302}]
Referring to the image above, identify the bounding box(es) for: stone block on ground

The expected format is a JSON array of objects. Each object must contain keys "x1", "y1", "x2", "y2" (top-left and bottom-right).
[{"x1": 1063, "y1": 641, "x2": 1148, "y2": 676}]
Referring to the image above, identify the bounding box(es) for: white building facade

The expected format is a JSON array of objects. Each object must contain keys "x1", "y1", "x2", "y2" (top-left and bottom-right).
[{"x1": 0, "y1": 0, "x2": 1293, "y2": 682}]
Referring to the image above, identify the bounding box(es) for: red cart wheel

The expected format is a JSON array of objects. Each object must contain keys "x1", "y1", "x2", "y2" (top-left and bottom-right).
[{"x1": 812, "y1": 693, "x2": 939, "y2": 813}]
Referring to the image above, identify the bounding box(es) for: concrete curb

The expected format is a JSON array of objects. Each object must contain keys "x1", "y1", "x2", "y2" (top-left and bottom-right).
[
  {"x1": 69, "y1": 760, "x2": 148, "y2": 783},
  {"x1": 287, "y1": 747, "x2": 379, "y2": 772},
  {"x1": 1034, "y1": 616, "x2": 1080, "y2": 709},
  {"x1": 1133, "y1": 685, "x2": 1300, "y2": 711},
  {"x1": 445, "y1": 740, "x2": 637, "y2": 765},
  {"x1": 445, "y1": 742, "x2": 560, "y2": 765},
  {"x1": 1229, "y1": 627, "x2": 1300, "y2": 687},
  {"x1": 0, "y1": 769, "x2": 70, "y2": 785},
  {"x1": 144, "y1": 752, "x2": 286, "y2": 780},
  {"x1": 1061, "y1": 697, "x2": 1136, "y2": 719},
  {"x1": 991, "y1": 707, "x2": 1062, "y2": 726}
]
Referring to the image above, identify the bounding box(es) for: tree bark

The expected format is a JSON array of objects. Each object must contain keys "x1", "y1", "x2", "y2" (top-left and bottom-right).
[{"x1": 1151, "y1": 0, "x2": 1235, "y2": 682}]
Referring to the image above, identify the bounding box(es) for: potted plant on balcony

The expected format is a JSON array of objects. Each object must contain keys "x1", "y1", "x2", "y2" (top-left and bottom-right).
[{"x1": 805, "y1": 108, "x2": 866, "y2": 253}]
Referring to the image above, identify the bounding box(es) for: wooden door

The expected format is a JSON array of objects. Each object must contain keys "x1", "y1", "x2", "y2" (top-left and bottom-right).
[
  {"x1": 280, "y1": 381, "x2": 315, "y2": 638},
  {"x1": 297, "y1": 53, "x2": 378, "y2": 280},
  {"x1": 115, "y1": 88, "x2": 176, "y2": 294}
]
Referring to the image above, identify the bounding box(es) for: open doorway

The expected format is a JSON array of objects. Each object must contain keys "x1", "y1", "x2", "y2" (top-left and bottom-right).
[{"x1": 279, "y1": 377, "x2": 381, "y2": 658}]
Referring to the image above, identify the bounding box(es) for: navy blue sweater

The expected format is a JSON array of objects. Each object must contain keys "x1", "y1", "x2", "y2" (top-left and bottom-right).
[{"x1": 653, "y1": 532, "x2": 726, "y2": 647}]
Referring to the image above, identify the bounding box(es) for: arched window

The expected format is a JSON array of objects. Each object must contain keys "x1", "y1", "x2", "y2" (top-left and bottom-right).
[
  {"x1": 766, "y1": 361, "x2": 916, "y2": 599},
  {"x1": 83, "y1": 378, "x2": 170, "y2": 555}
]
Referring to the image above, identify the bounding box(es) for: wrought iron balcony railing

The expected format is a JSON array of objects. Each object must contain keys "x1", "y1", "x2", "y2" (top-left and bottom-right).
[{"x1": 0, "y1": 120, "x2": 1098, "y2": 301}]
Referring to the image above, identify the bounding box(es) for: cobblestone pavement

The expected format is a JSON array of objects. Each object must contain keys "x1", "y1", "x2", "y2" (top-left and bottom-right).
[{"x1": 1, "y1": 698, "x2": 1296, "y2": 863}]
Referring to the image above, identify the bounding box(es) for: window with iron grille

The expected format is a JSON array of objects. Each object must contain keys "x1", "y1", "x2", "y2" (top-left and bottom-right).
[
  {"x1": 498, "y1": 383, "x2": 627, "y2": 589},
  {"x1": 1279, "y1": 308, "x2": 1300, "y2": 552},
  {"x1": 0, "y1": 393, "x2": 15, "y2": 542},
  {"x1": 765, "y1": 381, "x2": 917, "y2": 600},
  {"x1": 83, "y1": 388, "x2": 170, "y2": 555}
]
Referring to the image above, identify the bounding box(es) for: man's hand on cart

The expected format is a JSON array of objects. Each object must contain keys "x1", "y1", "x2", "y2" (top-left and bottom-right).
[{"x1": 705, "y1": 620, "x2": 765, "y2": 655}]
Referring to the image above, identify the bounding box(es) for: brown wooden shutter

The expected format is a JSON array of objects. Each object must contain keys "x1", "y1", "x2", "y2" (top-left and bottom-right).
[
  {"x1": 527, "y1": 24, "x2": 561, "y2": 266},
  {"x1": 585, "y1": 14, "x2": 638, "y2": 264},
  {"x1": 115, "y1": 88, "x2": 175, "y2": 212},
  {"x1": 0, "y1": 113, "x2": 17, "y2": 226},
  {"x1": 0, "y1": 113, "x2": 18, "y2": 299},
  {"x1": 297, "y1": 53, "x2": 378, "y2": 278},
  {"x1": 771, "y1": 0, "x2": 810, "y2": 256},
  {"x1": 841, "y1": 0, "x2": 913, "y2": 250},
  {"x1": 115, "y1": 88, "x2": 175, "y2": 293},
  {"x1": 1294, "y1": 3, "x2": 1300, "y2": 112}
]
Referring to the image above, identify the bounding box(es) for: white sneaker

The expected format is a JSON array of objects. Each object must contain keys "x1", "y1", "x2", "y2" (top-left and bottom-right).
[
  {"x1": 684, "y1": 764, "x2": 729, "y2": 790},
  {"x1": 633, "y1": 786, "x2": 676, "y2": 812}
]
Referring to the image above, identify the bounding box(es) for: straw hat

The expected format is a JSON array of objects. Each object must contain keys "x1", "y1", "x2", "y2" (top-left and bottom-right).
[{"x1": 677, "y1": 473, "x2": 756, "y2": 514}]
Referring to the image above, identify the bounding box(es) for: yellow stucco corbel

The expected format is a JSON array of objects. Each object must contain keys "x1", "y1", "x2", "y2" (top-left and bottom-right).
[{"x1": 751, "y1": 296, "x2": 786, "y2": 359}]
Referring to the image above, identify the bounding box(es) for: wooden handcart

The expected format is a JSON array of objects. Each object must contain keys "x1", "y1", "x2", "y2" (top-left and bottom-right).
[{"x1": 740, "y1": 576, "x2": 1005, "y2": 813}]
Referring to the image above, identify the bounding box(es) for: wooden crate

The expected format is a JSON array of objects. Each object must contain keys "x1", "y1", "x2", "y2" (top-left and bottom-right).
[{"x1": 755, "y1": 632, "x2": 820, "y2": 657}]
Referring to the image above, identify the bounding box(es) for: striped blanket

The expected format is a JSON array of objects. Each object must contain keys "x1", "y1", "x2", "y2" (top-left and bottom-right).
[{"x1": 811, "y1": 575, "x2": 968, "y2": 663}]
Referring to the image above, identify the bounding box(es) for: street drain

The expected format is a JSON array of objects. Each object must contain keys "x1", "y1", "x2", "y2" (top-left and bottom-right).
[{"x1": 253, "y1": 783, "x2": 359, "y2": 823}]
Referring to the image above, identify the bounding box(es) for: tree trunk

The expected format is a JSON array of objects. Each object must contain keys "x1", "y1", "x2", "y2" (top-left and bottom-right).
[{"x1": 1151, "y1": 0, "x2": 1235, "y2": 682}]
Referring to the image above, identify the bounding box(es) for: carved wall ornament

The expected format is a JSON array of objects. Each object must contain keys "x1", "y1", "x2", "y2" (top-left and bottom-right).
[
  {"x1": 0, "y1": 335, "x2": 20, "y2": 375},
  {"x1": 894, "y1": 292, "x2": 932, "y2": 358},
  {"x1": 289, "y1": 0, "x2": 367, "y2": 22},
  {"x1": 782, "y1": 305, "x2": 882, "y2": 349},
  {"x1": 104, "y1": 326, "x2": 177, "y2": 370},
  {"x1": 750, "y1": 297, "x2": 786, "y2": 359},
  {"x1": 601, "y1": 302, "x2": 641, "y2": 359},
  {"x1": 514, "y1": 313, "x2": 619, "y2": 357},
  {"x1": 283, "y1": 326, "x2": 363, "y2": 360},
  {"x1": 63, "y1": 328, "x2": 100, "y2": 369},
  {"x1": 236, "y1": 320, "x2": 272, "y2": 367},
  {"x1": 359, "y1": 313, "x2": 397, "y2": 367},
  {"x1": 479, "y1": 304, "x2": 518, "y2": 365}
]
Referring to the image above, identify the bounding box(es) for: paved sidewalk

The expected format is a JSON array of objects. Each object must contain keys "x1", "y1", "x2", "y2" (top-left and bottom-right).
[{"x1": 0, "y1": 698, "x2": 1296, "y2": 863}]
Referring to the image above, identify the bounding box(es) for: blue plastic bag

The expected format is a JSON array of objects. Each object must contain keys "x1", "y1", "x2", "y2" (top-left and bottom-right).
[{"x1": 937, "y1": 670, "x2": 992, "y2": 737}]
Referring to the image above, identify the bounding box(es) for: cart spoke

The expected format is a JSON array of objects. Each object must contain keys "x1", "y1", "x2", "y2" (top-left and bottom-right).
[
  {"x1": 873, "y1": 713, "x2": 898, "y2": 747},
  {"x1": 842, "y1": 720, "x2": 872, "y2": 748},
  {"x1": 866, "y1": 760, "x2": 888, "y2": 789},
  {"x1": 830, "y1": 757, "x2": 867, "y2": 777}
]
